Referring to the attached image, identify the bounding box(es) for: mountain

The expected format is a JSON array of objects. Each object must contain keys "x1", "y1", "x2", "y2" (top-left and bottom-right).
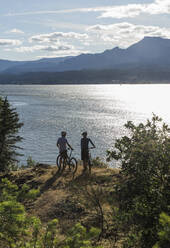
[
  {"x1": 2, "y1": 56, "x2": 73, "y2": 74},
  {"x1": 0, "y1": 60, "x2": 24, "y2": 73},
  {"x1": 1, "y1": 37, "x2": 170, "y2": 84},
  {"x1": 54, "y1": 37, "x2": 170, "y2": 72}
]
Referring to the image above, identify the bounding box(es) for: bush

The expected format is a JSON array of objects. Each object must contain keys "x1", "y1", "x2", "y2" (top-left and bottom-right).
[
  {"x1": 0, "y1": 178, "x2": 103, "y2": 247},
  {"x1": 63, "y1": 223, "x2": 102, "y2": 248},
  {"x1": 0, "y1": 178, "x2": 40, "y2": 247},
  {"x1": 92, "y1": 157, "x2": 108, "y2": 168},
  {"x1": 153, "y1": 213, "x2": 170, "y2": 248},
  {"x1": 107, "y1": 115, "x2": 170, "y2": 247}
]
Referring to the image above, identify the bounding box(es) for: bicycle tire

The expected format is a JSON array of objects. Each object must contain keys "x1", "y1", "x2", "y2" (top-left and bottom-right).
[
  {"x1": 69, "y1": 157, "x2": 77, "y2": 174},
  {"x1": 56, "y1": 154, "x2": 61, "y2": 170}
]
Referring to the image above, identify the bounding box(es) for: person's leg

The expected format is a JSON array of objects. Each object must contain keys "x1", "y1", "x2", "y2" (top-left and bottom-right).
[{"x1": 83, "y1": 159, "x2": 87, "y2": 171}]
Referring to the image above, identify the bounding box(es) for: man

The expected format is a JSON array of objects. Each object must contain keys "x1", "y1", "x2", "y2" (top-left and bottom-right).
[
  {"x1": 57, "y1": 131, "x2": 73, "y2": 158},
  {"x1": 81, "y1": 131, "x2": 95, "y2": 172}
]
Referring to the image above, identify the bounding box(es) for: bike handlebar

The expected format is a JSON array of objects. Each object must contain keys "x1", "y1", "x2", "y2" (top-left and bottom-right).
[{"x1": 67, "y1": 147, "x2": 74, "y2": 151}]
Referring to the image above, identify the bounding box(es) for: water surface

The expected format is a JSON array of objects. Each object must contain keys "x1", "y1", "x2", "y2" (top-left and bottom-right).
[{"x1": 0, "y1": 84, "x2": 170, "y2": 166}]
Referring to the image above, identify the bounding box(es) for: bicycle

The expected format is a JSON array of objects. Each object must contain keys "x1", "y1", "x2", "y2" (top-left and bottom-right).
[{"x1": 56, "y1": 148, "x2": 77, "y2": 174}]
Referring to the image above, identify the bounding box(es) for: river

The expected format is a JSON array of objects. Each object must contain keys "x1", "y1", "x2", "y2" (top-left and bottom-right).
[{"x1": 0, "y1": 84, "x2": 170, "y2": 166}]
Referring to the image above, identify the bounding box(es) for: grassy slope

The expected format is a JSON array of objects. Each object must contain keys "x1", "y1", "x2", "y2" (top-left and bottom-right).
[{"x1": 2, "y1": 164, "x2": 121, "y2": 247}]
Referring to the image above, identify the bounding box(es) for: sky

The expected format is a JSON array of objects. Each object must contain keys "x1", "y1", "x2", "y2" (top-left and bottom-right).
[{"x1": 1, "y1": 0, "x2": 170, "y2": 61}]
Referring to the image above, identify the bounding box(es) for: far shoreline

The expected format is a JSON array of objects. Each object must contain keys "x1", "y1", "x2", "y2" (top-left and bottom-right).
[{"x1": 1, "y1": 81, "x2": 170, "y2": 85}]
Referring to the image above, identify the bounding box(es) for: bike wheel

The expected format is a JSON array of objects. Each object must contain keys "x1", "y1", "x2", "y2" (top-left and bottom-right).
[
  {"x1": 56, "y1": 154, "x2": 61, "y2": 171},
  {"x1": 69, "y1": 157, "x2": 77, "y2": 174}
]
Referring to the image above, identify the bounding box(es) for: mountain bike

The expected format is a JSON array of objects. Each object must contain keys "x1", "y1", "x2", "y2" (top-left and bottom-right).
[{"x1": 56, "y1": 148, "x2": 77, "y2": 174}]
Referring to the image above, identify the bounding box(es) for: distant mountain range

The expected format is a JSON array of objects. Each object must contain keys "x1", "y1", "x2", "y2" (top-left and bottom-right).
[
  {"x1": 0, "y1": 56, "x2": 73, "y2": 74},
  {"x1": 1, "y1": 37, "x2": 170, "y2": 84}
]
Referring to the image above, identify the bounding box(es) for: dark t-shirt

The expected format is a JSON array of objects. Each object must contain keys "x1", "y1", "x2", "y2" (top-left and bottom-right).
[
  {"x1": 81, "y1": 137, "x2": 92, "y2": 151},
  {"x1": 81, "y1": 137, "x2": 91, "y2": 160}
]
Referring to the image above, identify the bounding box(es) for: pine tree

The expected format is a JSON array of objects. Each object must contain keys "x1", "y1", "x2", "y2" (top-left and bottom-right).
[{"x1": 0, "y1": 97, "x2": 23, "y2": 171}]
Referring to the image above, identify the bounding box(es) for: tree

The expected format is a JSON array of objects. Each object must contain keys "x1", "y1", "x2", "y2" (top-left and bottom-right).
[
  {"x1": 0, "y1": 178, "x2": 40, "y2": 247},
  {"x1": 63, "y1": 223, "x2": 102, "y2": 248},
  {"x1": 0, "y1": 97, "x2": 23, "y2": 171},
  {"x1": 153, "y1": 213, "x2": 170, "y2": 248},
  {"x1": 107, "y1": 115, "x2": 170, "y2": 248},
  {"x1": 0, "y1": 178, "x2": 102, "y2": 248}
]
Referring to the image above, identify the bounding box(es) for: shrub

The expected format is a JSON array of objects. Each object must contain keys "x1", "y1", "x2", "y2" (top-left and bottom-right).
[
  {"x1": 63, "y1": 223, "x2": 102, "y2": 248},
  {"x1": 0, "y1": 178, "x2": 39, "y2": 247},
  {"x1": 153, "y1": 213, "x2": 170, "y2": 248},
  {"x1": 107, "y1": 115, "x2": 170, "y2": 247}
]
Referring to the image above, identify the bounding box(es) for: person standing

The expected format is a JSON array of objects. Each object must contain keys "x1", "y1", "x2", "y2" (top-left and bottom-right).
[
  {"x1": 81, "y1": 131, "x2": 95, "y2": 172},
  {"x1": 57, "y1": 131, "x2": 73, "y2": 159}
]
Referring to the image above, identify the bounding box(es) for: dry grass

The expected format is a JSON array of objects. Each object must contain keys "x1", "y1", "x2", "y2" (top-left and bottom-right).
[{"x1": 1, "y1": 163, "x2": 121, "y2": 247}]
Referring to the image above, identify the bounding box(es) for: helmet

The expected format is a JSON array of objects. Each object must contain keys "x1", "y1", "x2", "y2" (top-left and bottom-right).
[
  {"x1": 82, "y1": 131, "x2": 87, "y2": 136},
  {"x1": 61, "y1": 131, "x2": 66, "y2": 136}
]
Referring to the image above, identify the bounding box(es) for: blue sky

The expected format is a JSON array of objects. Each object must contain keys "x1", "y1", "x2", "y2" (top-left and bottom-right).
[{"x1": 1, "y1": 0, "x2": 170, "y2": 60}]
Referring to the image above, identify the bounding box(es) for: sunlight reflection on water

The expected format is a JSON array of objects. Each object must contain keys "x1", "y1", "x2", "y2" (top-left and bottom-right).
[{"x1": 0, "y1": 84, "x2": 170, "y2": 167}]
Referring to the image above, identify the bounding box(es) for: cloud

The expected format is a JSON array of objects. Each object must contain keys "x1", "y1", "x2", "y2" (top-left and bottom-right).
[
  {"x1": 98, "y1": 0, "x2": 170, "y2": 18},
  {"x1": 98, "y1": 4, "x2": 144, "y2": 19},
  {"x1": 13, "y1": 43, "x2": 89, "y2": 58},
  {"x1": 29, "y1": 32, "x2": 88, "y2": 43},
  {"x1": 7, "y1": 31, "x2": 90, "y2": 57},
  {"x1": 145, "y1": 0, "x2": 170, "y2": 15},
  {"x1": 41, "y1": 45, "x2": 73, "y2": 52},
  {"x1": 7, "y1": 28, "x2": 24, "y2": 34},
  {"x1": 4, "y1": 1, "x2": 170, "y2": 19},
  {"x1": 14, "y1": 44, "x2": 73, "y2": 53},
  {"x1": 0, "y1": 39, "x2": 22, "y2": 46},
  {"x1": 87, "y1": 22, "x2": 170, "y2": 48},
  {"x1": 5, "y1": 8, "x2": 98, "y2": 17},
  {"x1": 37, "y1": 48, "x2": 89, "y2": 58}
]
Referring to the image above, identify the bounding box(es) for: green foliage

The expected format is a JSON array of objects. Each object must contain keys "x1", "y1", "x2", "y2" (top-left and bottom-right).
[
  {"x1": 0, "y1": 97, "x2": 23, "y2": 172},
  {"x1": 92, "y1": 157, "x2": 108, "y2": 168},
  {"x1": 0, "y1": 178, "x2": 39, "y2": 202},
  {"x1": 0, "y1": 178, "x2": 60, "y2": 248},
  {"x1": 0, "y1": 178, "x2": 103, "y2": 248},
  {"x1": 153, "y1": 213, "x2": 170, "y2": 248},
  {"x1": 63, "y1": 223, "x2": 102, "y2": 248},
  {"x1": 28, "y1": 218, "x2": 59, "y2": 248},
  {"x1": 20, "y1": 156, "x2": 37, "y2": 169},
  {"x1": 0, "y1": 178, "x2": 39, "y2": 247},
  {"x1": 26, "y1": 156, "x2": 37, "y2": 168},
  {"x1": 107, "y1": 115, "x2": 170, "y2": 248},
  {"x1": 0, "y1": 200, "x2": 27, "y2": 244}
]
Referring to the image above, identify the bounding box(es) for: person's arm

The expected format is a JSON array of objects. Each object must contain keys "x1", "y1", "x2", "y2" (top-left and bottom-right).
[
  {"x1": 89, "y1": 138, "x2": 95, "y2": 148},
  {"x1": 81, "y1": 138, "x2": 83, "y2": 150},
  {"x1": 56, "y1": 138, "x2": 60, "y2": 148},
  {"x1": 66, "y1": 140, "x2": 73, "y2": 150}
]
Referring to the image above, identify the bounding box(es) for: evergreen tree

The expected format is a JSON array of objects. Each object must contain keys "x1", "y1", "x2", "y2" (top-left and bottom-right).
[{"x1": 0, "y1": 97, "x2": 23, "y2": 171}]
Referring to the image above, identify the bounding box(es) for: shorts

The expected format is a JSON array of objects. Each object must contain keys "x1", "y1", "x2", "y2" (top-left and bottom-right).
[
  {"x1": 81, "y1": 150, "x2": 89, "y2": 161},
  {"x1": 60, "y1": 150, "x2": 67, "y2": 159}
]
